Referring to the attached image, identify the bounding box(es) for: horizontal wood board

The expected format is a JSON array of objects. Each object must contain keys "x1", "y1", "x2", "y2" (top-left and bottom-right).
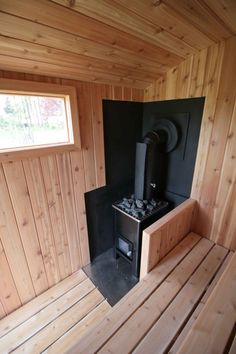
[{"x1": 0, "y1": 0, "x2": 235, "y2": 86}]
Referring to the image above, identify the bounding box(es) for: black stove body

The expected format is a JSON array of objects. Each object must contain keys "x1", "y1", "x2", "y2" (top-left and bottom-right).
[{"x1": 113, "y1": 198, "x2": 168, "y2": 277}]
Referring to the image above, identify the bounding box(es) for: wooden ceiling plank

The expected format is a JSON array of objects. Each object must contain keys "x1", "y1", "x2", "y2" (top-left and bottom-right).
[
  {"x1": 0, "y1": 36, "x2": 161, "y2": 83},
  {"x1": 50, "y1": 0, "x2": 197, "y2": 57},
  {"x1": 0, "y1": 55, "x2": 150, "y2": 88},
  {"x1": 0, "y1": 0, "x2": 185, "y2": 64},
  {"x1": 0, "y1": 12, "x2": 181, "y2": 72},
  {"x1": 114, "y1": 0, "x2": 214, "y2": 49},
  {"x1": 202, "y1": 0, "x2": 236, "y2": 34},
  {"x1": 163, "y1": 0, "x2": 233, "y2": 41}
]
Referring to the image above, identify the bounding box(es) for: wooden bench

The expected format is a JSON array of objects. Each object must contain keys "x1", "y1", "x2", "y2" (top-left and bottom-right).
[
  {"x1": 0, "y1": 270, "x2": 111, "y2": 353},
  {"x1": 67, "y1": 198, "x2": 235, "y2": 354}
]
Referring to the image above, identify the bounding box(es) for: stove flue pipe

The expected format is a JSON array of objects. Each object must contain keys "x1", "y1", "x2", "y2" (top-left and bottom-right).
[{"x1": 134, "y1": 129, "x2": 167, "y2": 201}]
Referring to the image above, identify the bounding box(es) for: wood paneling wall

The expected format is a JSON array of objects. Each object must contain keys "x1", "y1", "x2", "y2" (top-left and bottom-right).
[
  {"x1": 144, "y1": 36, "x2": 236, "y2": 251},
  {"x1": 0, "y1": 69, "x2": 143, "y2": 318}
]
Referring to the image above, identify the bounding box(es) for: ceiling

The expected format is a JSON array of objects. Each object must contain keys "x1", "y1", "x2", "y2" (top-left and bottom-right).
[{"x1": 0, "y1": 0, "x2": 235, "y2": 88}]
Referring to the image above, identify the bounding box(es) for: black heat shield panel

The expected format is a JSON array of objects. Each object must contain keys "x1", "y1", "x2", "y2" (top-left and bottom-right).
[
  {"x1": 85, "y1": 182, "x2": 133, "y2": 260},
  {"x1": 103, "y1": 100, "x2": 143, "y2": 186},
  {"x1": 142, "y1": 97, "x2": 205, "y2": 205},
  {"x1": 85, "y1": 100, "x2": 142, "y2": 260}
]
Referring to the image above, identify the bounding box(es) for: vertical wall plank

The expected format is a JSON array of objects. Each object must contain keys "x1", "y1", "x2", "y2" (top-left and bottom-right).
[
  {"x1": 132, "y1": 88, "x2": 144, "y2": 102},
  {"x1": 189, "y1": 47, "x2": 207, "y2": 97},
  {"x1": 70, "y1": 151, "x2": 90, "y2": 266},
  {"x1": 165, "y1": 66, "x2": 178, "y2": 100},
  {"x1": 3, "y1": 161, "x2": 48, "y2": 295},
  {"x1": 40, "y1": 155, "x2": 72, "y2": 279},
  {"x1": 191, "y1": 41, "x2": 225, "y2": 202},
  {"x1": 0, "y1": 165, "x2": 35, "y2": 304},
  {"x1": 123, "y1": 87, "x2": 132, "y2": 101},
  {"x1": 112, "y1": 86, "x2": 123, "y2": 100},
  {"x1": 144, "y1": 83, "x2": 155, "y2": 102},
  {"x1": 91, "y1": 83, "x2": 106, "y2": 187},
  {"x1": 211, "y1": 99, "x2": 236, "y2": 248},
  {"x1": 0, "y1": 301, "x2": 6, "y2": 320},
  {"x1": 0, "y1": 239, "x2": 21, "y2": 314},
  {"x1": 23, "y1": 158, "x2": 60, "y2": 287},
  {"x1": 56, "y1": 153, "x2": 82, "y2": 272},
  {"x1": 175, "y1": 55, "x2": 193, "y2": 98},
  {"x1": 74, "y1": 81, "x2": 96, "y2": 192}
]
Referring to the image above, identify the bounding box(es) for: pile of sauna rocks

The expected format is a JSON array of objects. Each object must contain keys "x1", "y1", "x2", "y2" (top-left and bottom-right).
[{"x1": 115, "y1": 195, "x2": 164, "y2": 220}]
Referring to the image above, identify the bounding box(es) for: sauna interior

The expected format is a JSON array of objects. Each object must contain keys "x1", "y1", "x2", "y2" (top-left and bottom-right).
[{"x1": 0, "y1": 1, "x2": 235, "y2": 353}]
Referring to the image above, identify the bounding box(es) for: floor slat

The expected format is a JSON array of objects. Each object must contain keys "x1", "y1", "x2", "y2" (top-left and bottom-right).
[
  {"x1": 177, "y1": 251, "x2": 236, "y2": 354},
  {"x1": 0, "y1": 269, "x2": 87, "y2": 339},
  {"x1": 133, "y1": 244, "x2": 228, "y2": 354},
  {"x1": 13, "y1": 288, "x2": 105, "y2": 354},
  {"x1": 0, "y1": 277, "x2": 95, "y2": 353},
  {"x1": 169, "y1": 251, "x2": 234, "y2": 354},
  {"x1": 43, "y1": 301, "x2": 111, "y2": 354}
]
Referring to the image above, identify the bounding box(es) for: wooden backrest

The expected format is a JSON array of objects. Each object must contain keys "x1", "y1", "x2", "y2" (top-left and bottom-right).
[{"x1": 140, "y1": 198, "x2": 197, "y2": 278}]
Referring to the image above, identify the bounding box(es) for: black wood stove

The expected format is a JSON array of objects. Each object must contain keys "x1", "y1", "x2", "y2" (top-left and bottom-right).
[{"x1": 112, "y1": 119, "x2": 178, "y2": 277}]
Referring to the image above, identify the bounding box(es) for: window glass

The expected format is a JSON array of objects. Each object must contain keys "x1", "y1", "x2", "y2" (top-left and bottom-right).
[{"x1": 0, "y1": 93, "x2": 71, "y2": 150}]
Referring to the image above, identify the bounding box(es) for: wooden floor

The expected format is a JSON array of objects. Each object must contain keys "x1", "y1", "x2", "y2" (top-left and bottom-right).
[
  {"x1": 69, "y1": 233, "x2": 236, "y2": 354},
  {"x1": 1, "y1": 234, "x2": 235, "y2": 354},
  {"x1": 0, "y1": 270, "x2": 111, "y2": 354}
]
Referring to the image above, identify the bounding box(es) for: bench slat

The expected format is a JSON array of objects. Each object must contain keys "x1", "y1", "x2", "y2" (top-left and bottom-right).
[
  {"x1": 177, "y1": 252, "x2": 236, "y2": 354},
  {"x1": 134, "y1": 244, "x2": 228, "y2": 354}
]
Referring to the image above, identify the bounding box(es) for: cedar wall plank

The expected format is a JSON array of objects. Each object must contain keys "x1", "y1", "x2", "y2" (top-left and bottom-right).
[
  {"x1": 144, "y1": 36, "x2": 236, "y2": 250},
  {"x1": 0, "y1": 165, "x2": 35, "y2": 304},
  {"x1": 0, "y1": 70, "x2": 143, "y2": 317},
  {"x1": 3, "y1": 161, "x2": 49, "y2": 295},
  {"x1": 22, "y1": 158, "x2": 60, "y2": 287},
  {"x1": 0, "y1": 239, "x2": 21, "y2": 315}
]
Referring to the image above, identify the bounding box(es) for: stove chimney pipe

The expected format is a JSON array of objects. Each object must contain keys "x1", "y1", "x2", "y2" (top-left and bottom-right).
[{"x1": 134, "y1": 130, "x2": 167, "y2": 200}]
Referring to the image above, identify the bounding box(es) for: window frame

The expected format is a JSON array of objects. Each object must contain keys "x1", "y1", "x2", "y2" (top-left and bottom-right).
[{"x1": 0, "y1": 78, "x2": 81, "y2": 161}]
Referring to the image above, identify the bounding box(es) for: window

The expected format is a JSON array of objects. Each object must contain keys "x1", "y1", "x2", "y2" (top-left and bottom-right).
[{"x1": 0, "y1": 79, "x2": 80, "y2": 156}]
